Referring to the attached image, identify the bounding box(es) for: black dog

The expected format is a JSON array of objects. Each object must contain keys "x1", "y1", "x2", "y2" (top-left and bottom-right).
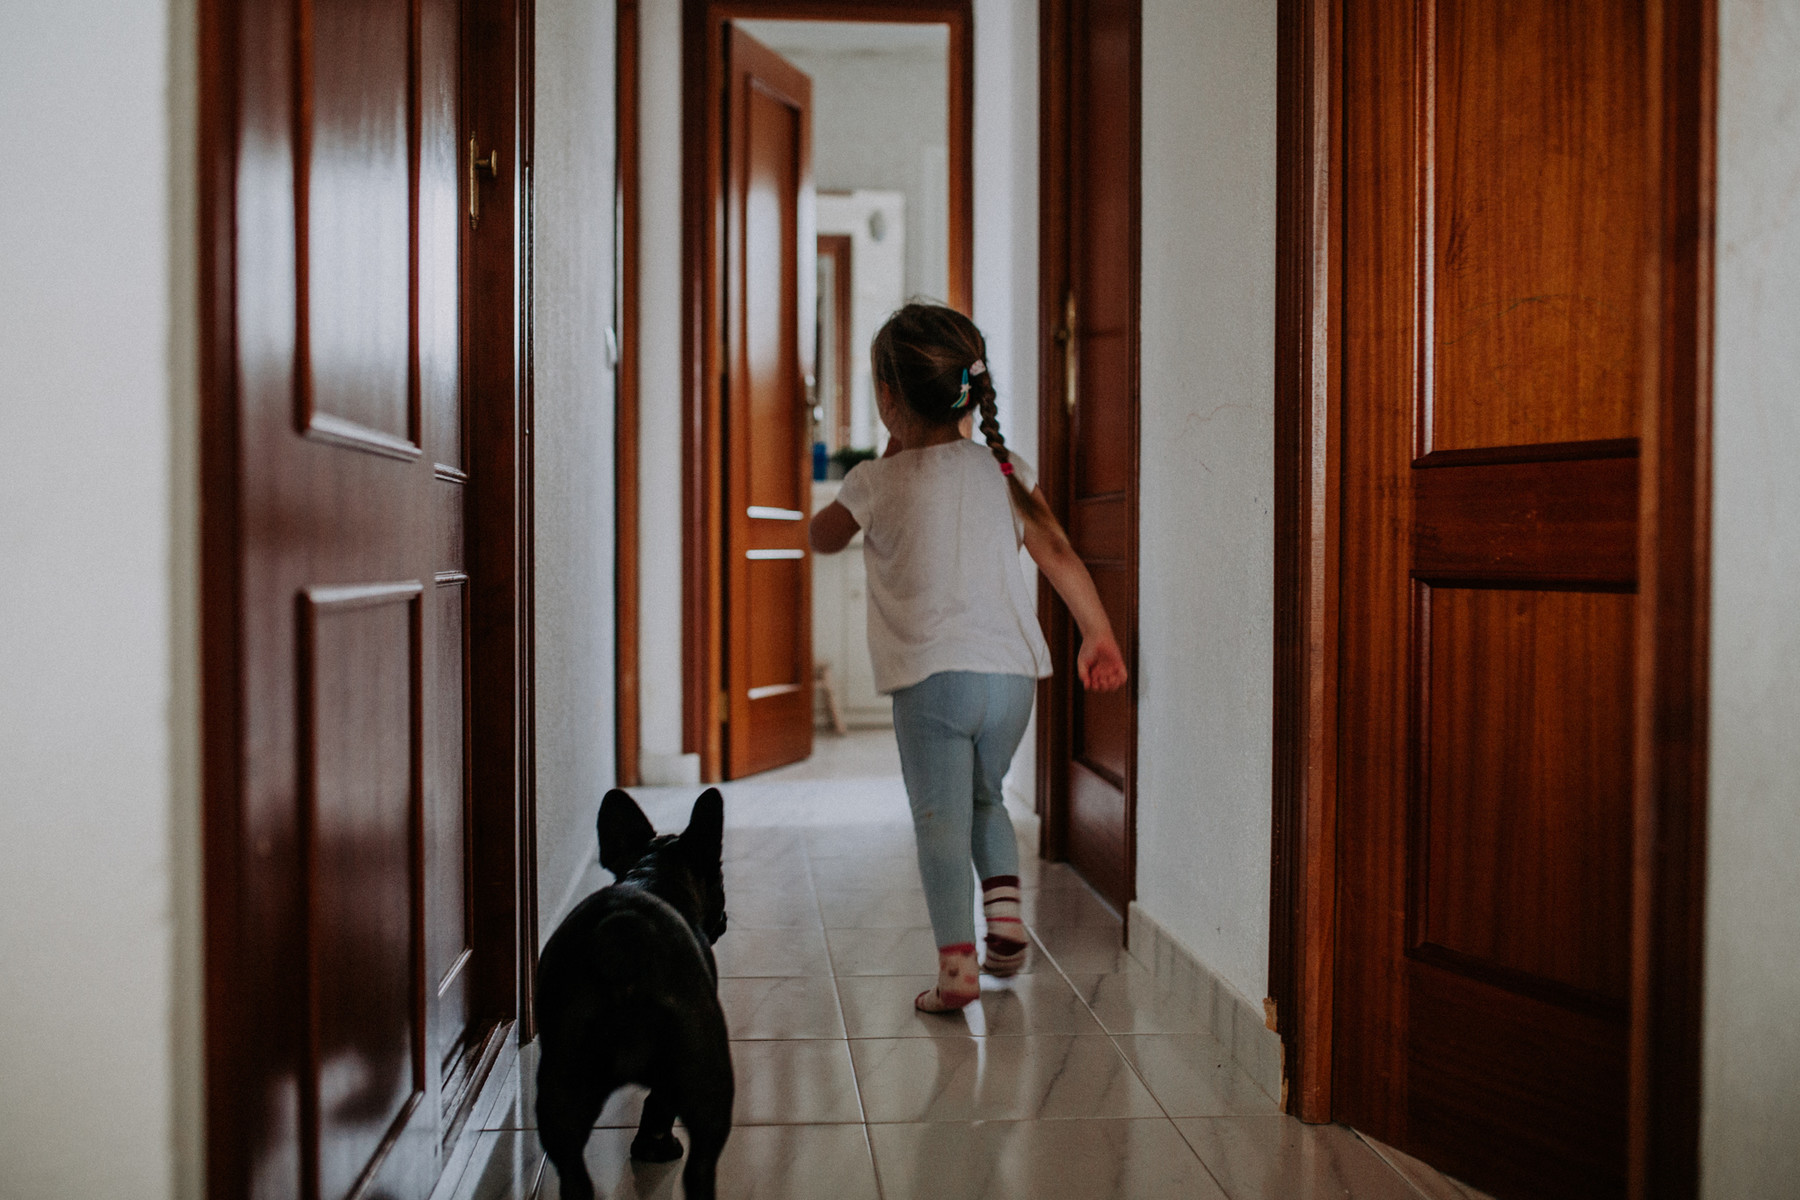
[{"x1": 535, "y1": 788, "x2": 733, "y2": 1200}]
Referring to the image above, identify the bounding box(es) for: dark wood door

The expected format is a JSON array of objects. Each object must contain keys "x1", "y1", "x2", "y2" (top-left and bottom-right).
[
  {"x1": 723, "y1": 24, "x2": 814, "y2": 779},
  {"x1": 202, "y1": 1, "x2": 518, "y2": 1195},
  {"x1": 1334, "y1": 2, "x2": 1661, "y2": 1195},
  {"x1": 1039, "y1": 0, "x2": 1140, "y2": 911}
]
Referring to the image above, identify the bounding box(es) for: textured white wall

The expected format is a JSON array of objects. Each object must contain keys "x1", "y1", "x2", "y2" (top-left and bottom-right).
[
  {"x1": 972, "y1": 0, "x2": 1041, "y2": 809},
  {"x1": 637, "y1": 0, "x2": 690, "y2": 775},
  {"x1": 1702, "y1": 2, "x2": 1800, "y2": 1194},
  {"x1": 1134, "y1": 0, "x2": 1278, "y2": 1004},
  {"x1": 533, "y1": 0, "x2": 619, "y2": 936},
  {"x1": 0, "y1": 1, "x2": 201, "y2": 1196}
]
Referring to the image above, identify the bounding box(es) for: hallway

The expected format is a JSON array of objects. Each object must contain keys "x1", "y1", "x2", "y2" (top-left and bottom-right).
[{"x1": 435, "y1": 734, "x2": 1487, "y2": 1200}]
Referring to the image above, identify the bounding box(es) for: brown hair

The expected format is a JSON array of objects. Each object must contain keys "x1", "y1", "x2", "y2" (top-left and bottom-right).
[{"x1": 870, "y1": 302, "x2": 1063, "y2": 542}]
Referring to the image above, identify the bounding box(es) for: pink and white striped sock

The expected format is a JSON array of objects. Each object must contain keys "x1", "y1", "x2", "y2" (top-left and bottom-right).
[{"x1": 981, "y1": 876, "x2": 1028, "y2": 976}]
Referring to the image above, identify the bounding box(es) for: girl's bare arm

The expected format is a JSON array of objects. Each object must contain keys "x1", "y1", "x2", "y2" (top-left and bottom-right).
[
  {"x1": 1020, "y1": 488, "x2": 1128, "y2": 691},
  {"x1": 809, "y1": 500, "x2": 861, "y2": 554}
]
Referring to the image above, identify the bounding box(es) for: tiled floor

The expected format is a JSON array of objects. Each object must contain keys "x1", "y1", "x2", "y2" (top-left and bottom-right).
[{"x1": 436, "y1": 732, "x2": 1491, "y2": 1200}]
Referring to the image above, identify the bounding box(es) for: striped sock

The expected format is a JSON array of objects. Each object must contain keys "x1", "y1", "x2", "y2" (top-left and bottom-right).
[
  {"x1": 981, "y1": 876, "x2": 1028, "y2": 976},
  {"x1": 915, "y1": 943, "x2": 981, "y2": 1013}
]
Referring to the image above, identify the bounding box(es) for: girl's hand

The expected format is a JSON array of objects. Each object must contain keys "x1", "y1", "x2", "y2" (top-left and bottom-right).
[{"x1": 1077, "y1": 634, "x2": 1128, "y2": 692}]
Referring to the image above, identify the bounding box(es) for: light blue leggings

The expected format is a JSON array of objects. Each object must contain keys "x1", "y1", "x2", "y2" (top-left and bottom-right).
[{"x1": 890, "y1": 671, "x2": 1037, "y2": 949}]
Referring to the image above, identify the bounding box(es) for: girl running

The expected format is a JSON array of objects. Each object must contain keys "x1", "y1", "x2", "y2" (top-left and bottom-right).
[{"x1": 810, "y1": 302, "x2": 1127, "y2": 1012}]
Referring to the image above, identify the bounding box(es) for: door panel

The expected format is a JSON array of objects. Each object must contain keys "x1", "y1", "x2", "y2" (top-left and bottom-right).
[
  {"x1": 724, "y1": 25, "x2": 813, "y2": 779},
  {"x1": 305, "y1": 0, "x2": 415, "y2": 450},
  {"x1": 1041, "y1": 0, "x2": 1140, "y2": 914},
  {"x1": 1335, "y1": 1, "x2": 1655, "y2": 1195},
  {"x1": 210, "y1": 0, "x2": 492, "y2": 1194}
]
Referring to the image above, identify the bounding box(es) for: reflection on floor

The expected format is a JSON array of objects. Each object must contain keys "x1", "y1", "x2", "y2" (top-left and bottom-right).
[{"x1": 434, "y1": 731, "x2": 1493, "y2": 1200}]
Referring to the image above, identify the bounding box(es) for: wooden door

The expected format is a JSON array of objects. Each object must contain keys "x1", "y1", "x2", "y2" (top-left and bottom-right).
[
  {"x1": 1333, "y1": 3, "x2": 1669, "y2": 1196},
  {"x1": 202, "y1": 1, "x2": 521, "y2": 1195},
  {"x1": 1039, "y1": 0, "x2": 1141, "y2": 911},
  {"x1": 723, "y1": 25, "x2": 815, "y2": 779}
]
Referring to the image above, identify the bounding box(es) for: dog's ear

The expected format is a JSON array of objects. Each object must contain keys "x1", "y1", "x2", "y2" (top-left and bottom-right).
[
  {"x1": 681, "y1": 787, "x2": 725, "y2": 866},
  {"x1": 597, "y1": 789, "x2": 656, "y2": 877}
]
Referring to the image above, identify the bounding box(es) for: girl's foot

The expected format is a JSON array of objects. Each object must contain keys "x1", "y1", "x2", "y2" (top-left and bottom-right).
[
  {"x1": 981, "y1": 875, "x2": 1028, "y2": 977},
  {"x1": 915, "y1": 944, "x2": 981, "y2": 1013}
]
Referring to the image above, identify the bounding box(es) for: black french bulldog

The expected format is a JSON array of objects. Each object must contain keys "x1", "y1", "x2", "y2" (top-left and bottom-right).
[{"x1": 535, "y1": 787, "x2": 734, "y2": 1200}]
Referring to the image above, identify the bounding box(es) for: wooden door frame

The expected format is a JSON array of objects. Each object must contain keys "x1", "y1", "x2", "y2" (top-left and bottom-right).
[
  {"x1": 617, "y1": 0, "x2": 643, "y2": 786},
  {"x1": 680, "y1": 0, "x2": 975, "y2": 779},
  {"x1": 1034, "y1": 0, "x2": 1144, "y2": 902},
  {"x1": 198, "y1": 0, "x2": 538, "y2": 1190},
  {"x1": 1266, "y1": 2, "x2": 1715, "y2": 1196}
]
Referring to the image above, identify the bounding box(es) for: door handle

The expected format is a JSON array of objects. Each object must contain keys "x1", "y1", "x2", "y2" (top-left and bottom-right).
[
  {"x1": 468, "y1": 134, "x2": 500, "y2": 229},
  {"x1": 1054, "y1": 290, "x2": 1079, "y2": 415}
]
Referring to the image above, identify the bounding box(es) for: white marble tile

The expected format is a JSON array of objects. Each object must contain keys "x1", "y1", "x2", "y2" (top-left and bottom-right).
[
  {"x1": 447, "y1": 1130, "x2": 545, "y2": 1200},
  {"x1": 1021, "y1": 885, "x2": 1123, "y2": 928},
  {"x1": 712, "y1": 926, "x2": 834, "y2": 978},
  {"x1": 1175, "y1": 1117, "x2": 1420, "y2": 1200},
  {"x1": 1356, "y1": 1132, "x2": 1496, "y2": 1200},
  {"x1": 814, "y1": 885, "x2": 934, "y2": 929},
  {"x1": 720, "y1": 825, "x2": 807, "y2": 863},
  {"x1": 1112, "y1": 1034, "x2": 1281, "y2": 1118},
  {"x1": 868, "y1": 1119, "x2": 1230, "y2": 1200},
  {"x1": 825, "y1": 926, "x2": 953, "y2": 976},
  {"x1": 728, "y1": 1038, "x2": 865, "y2": 1125},
  {"x1": 849, "y1": 1035, "x2": 1165, "y2": 1123},
  {"x1": 717, "y1": 976, "x2": 846, "y2": 1040},
  {"x1": 529, "y1": 1123, "x2": 882, "y2": 1200},
  {"x1": 1066, "y1": 967, "x2": 1208, "y2": 1036},
  {"x1": 804, "y1": 822, "x2": 920, "y2": 859},
  {"x1": 809, "y1": 856, "x2": 929, "y2": 891},
  {"x1": 724, "y1": 858, "x2": 806, "y2": 894},
  {"x1": 1031, "y1": 923, "x2": 1136, "y2": 974},
  {"x1": 719, "y1": 884, "x2": 823, "y2": 930},
  {"x1": 836, "y1": 973, "x2": 1105, "y2": 1039}
]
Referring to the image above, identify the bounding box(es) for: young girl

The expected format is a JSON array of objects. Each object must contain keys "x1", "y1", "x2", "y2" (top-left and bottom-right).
[{"x1": 810, "y1": 303, "x2": 1127, "y2": 1013}]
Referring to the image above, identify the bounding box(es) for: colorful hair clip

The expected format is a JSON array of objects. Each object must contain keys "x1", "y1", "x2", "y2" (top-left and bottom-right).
[{"x1": 955, "y1": 368, "x2": 973, "y2": 409}]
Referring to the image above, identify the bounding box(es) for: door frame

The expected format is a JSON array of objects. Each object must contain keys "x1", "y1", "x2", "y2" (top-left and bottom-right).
[
  {"x1": 197, "y1": 0, "x2": 538, "y2": 1190},
  {"x1": 1266, "y1": 2, "x2": 1715, "y2": 1196},
  {"x1": 678, "y1": 0, "x2": 975, "y2": 779},
  {"x1": 1034, "y1": 0, "x2": 1144, "y2": 905}
]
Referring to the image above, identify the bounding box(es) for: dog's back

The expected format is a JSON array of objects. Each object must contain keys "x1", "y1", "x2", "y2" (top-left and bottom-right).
[{"x1": 536, "y1": 883, "x2": 725, "y2": 1083}]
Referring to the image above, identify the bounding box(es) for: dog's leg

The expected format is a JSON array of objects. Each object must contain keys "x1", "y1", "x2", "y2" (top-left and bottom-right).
[
  {"x1": 629, "y1": 1089, "x2": 684, "y2": 1163},
  {"x1": 677, "y1": 1097, "x2": 731, "y2": 1200},
  {"x1": 536, "y1": 1064, "x2": 608, "y2": 1200}
]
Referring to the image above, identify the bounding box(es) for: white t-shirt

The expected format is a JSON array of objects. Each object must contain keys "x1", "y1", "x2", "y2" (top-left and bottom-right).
[{"x1": 836, "y1": 437, "x2": 1053, "y2": 694}]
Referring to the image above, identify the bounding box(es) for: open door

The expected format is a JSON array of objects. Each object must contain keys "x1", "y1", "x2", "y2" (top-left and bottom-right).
[
  {"x1": 1038, "y1": 0, "x2": 1142, "y2": 913},
  {"x1": 722, "y1": 24, "x2": 816, "y2": 779},
  {"x1": 201, "y1": 1, "x2": 526, "y2": 1195}
]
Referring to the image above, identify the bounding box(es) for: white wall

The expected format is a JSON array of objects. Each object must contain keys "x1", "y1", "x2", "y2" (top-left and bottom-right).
[
  {"x1": 1134, "y1": 0, "x2": 1279, "y2": 1005},
  {"x1": 973, "y1": 0, "x2": 1041, "y2": 810},
  {"x1": 1702, "y1": 3, "x2": 1800, "y2": 1195},
  {"x1": 533, "y1": 0, "x2": 619, "y2": 936},
  {"x1": 637, "y1": 0, "x2": 692, "y2": 781},
  {"x1": 0, "y1": 2, "x2": 201, "y2": 1196}
]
